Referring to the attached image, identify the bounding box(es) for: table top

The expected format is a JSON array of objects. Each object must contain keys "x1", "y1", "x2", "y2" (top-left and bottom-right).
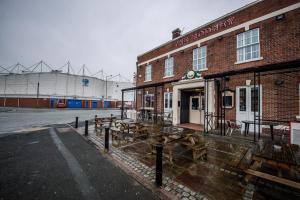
[
  {"x1": 242, "y1": 120, "x2": 280, "y2": 126},
  {"x1": 254, "y1": 141, "x2": 300, "y2": 166}
]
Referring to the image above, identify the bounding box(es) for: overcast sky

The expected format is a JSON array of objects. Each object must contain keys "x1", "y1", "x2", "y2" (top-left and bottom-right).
[{"x1": 0, "y1": 0, "x2": 254, "y2": 80}]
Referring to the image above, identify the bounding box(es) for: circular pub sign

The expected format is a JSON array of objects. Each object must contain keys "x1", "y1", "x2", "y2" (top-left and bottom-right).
[{"x1": 182, "y1": 70, "x2": 201, "y2": 80}]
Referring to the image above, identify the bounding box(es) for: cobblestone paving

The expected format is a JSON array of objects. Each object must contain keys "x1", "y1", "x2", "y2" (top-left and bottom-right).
[{"x1": 75, "y1": 125, "x2": 252, "y2": 200}]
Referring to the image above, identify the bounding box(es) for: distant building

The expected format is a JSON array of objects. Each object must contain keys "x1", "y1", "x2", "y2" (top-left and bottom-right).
[{"x1": 0, "y1": 71, "x2": 134, "y2": 109}]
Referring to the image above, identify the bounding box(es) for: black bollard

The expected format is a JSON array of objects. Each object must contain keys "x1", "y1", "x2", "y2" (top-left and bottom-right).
[
  {"x1": 105, "y1": 127, "x2": 109, "y2": 151},
  {"x1": 94, "y1": 115, "x2": 97, "y2": 130},
  {"x1": 75, "y1": 117, "x2": 79, "y2": 128},
  {"x1": 155, "y1": 144, "x2": 163, "y2": 187},
  {"x1": 85, "y1": 120, "x2": 88, "y2": 136}
]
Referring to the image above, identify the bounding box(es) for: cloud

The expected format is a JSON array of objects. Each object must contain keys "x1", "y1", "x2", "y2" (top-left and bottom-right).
[{"x1": 0, "y1": 0, "x2": 254, "y2": 80}]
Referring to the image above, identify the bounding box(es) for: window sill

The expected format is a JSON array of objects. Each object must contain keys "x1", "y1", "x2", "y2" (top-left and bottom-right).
[
  {"x1": 144, "y1": 80, "x2": 152, "y2": 83},
  {"x1": 235, "y1": 57, "x2": 263, "y2": 65},
  {"x1": 163, "y1": 75, "x2": 174, "y2": 79},
  {"x1": 197, "y1": 68, "x2": 208, "y2": 72}
]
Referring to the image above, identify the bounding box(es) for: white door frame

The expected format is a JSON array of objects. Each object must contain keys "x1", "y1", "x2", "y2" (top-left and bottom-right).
[{"x1": 236, "y1": 85, "x2": 262, "y2": 132}]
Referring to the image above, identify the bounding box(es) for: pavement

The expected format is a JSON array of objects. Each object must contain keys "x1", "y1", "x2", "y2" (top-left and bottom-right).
[
  {"x1": 0, "y1": 125, "x2": 158, "y2": 200},
  {"x1": 0, "y1": 108, "x2": 120, "y2": 134}
]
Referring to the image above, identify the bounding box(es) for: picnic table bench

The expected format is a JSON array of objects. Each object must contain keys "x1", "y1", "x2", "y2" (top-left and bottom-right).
[{"x1": 245, "y1": 141, "x2": 300, "y2": 189}]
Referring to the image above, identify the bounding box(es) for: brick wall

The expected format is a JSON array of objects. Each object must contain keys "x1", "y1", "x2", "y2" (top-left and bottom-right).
[
  {"x1": 220, "y1": 69, "x2": 300, "y2": 122},
  {"x1": 136, "y1": 0, "x2": 300, "y2": 87}
]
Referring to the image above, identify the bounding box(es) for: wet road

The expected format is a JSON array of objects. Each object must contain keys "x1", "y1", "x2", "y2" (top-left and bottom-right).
[
  {"x1": 0, "y1": 126, "x2": 157, "y2": 200},
  {"x1": 0, "y1": 108, "x2": 120, "y2": 134}
]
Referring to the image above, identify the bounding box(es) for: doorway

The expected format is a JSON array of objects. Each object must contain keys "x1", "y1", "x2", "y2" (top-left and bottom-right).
[{"x1": 236, "y1": 85, "x2": 262, "y2": 132}]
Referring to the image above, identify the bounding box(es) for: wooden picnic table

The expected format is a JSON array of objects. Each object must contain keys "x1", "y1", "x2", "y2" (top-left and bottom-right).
[
  {"x1": 116, "y1": 119, "x2": 140, "y2": 134},
  {"x1": 245, "y1": 141, "x2": 300, "y2": 189},
  {"x1": 242, "y1": 120, "x2": 280, "y2": 141}
]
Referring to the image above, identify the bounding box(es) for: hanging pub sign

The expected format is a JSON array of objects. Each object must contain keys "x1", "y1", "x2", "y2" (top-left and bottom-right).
[{"x1": 181, "y1": 70, "x2": 201, "y2": 80}]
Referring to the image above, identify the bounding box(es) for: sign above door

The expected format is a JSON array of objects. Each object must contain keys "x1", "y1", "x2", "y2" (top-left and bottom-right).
[{"x1": 181, "y1": 70, "x2": 201, "y2": 80}]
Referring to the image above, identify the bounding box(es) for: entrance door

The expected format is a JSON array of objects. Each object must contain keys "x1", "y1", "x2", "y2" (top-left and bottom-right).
[
  {"x1": 189, "y1": 96, "x2": 201, "y2": 124},
  {"x1": 236, "y1": 85, "x2": 262, "y2": 132}
]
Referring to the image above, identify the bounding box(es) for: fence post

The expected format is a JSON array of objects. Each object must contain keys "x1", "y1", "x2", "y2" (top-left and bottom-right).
[
  {"x1": 105, "y1": 127, "x2": 109, "y2": 151},
  {"x1": 155, "y1": 144, "x2": 163, "y2": 187},
  {"x1": 85, "y1": 120, "x2": 88, "y2": 136},
  {"x1": 75, "y1": 116, "x2": 79, "y2": 128}
]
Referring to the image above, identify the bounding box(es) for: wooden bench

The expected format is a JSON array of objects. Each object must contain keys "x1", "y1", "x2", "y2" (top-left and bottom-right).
[
  {"x1": 180, "y1": 134, "x2": 207, "y2": 161},
  {"x1": 245, "y1": 169, "x2": 300, "y2": 190}
]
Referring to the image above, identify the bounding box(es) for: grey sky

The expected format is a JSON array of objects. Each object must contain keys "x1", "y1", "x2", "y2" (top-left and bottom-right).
[{"x1": 0, "y1": 0, "x2": 254, "y2": 80}]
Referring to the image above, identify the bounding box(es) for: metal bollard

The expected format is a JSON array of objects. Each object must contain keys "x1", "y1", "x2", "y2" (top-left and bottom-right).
[
  {"x1": 85, "y1": 120, "x2": 88, "y2": 136},
  {"x1": 94, "y1": 115, "x2": 97, "y2": 130},
  {"x1": 75, "y1": 117, "x2": 79, "y2": 128},
  {"x1": 105, "y1": 127, "x2": 109, "y2": 151},
  {"x1": 155, "y1": 143, "x2": 163, "y2": 187}
]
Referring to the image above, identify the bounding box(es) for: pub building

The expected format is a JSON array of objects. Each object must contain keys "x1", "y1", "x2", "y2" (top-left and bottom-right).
[{"x1": 122, "y1": 0, "x2": 300, "y2": 141}]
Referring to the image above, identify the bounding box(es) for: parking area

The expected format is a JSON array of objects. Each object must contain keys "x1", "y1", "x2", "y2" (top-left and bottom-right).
[{"x1": 0, "y1": 108, "x2": 120, "y2": 134}]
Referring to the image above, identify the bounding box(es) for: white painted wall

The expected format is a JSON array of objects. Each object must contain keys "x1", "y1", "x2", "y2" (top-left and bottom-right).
[{"x1": 0, "y1": 72, "x2": 134, "y2": 101}]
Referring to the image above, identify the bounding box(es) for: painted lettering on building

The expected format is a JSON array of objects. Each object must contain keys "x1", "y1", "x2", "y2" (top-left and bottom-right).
[{"x1": 175, "y1": 16, "x2": 235, "y2": 47}]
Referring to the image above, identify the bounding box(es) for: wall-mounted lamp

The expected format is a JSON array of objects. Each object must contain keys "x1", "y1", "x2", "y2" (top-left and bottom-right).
[
  {"x1": 276, "y1": 14, "x2": 285, "y2": 21},
  {"x1": 246, "y1": 80, "x2": 251, "y2": 86}
]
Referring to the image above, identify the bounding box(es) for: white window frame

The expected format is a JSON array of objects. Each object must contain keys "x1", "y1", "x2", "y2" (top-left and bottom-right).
[
  {"x1": 144, "y1": 94, "x2": 154, "y2": 108},
  {"x1": 164, "y1": 57, "x2": 174, "y2": 78},
  {"x1": 193, "y1": 46, "x2": 207, "y2": 71},
  {"x1": 145, "y1": 64, "x2": 152, "y2": 82},
  {"x1": 236, "y1": 28, "x2": 262, "y2": 64},
  {"x1": 164, "y1": 92, "x2": 173, "y2": 111}
]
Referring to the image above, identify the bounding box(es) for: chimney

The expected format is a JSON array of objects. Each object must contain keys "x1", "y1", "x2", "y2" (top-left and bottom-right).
[{"x1": 172, "y1": 28, "x2": 181, "y2": 39}]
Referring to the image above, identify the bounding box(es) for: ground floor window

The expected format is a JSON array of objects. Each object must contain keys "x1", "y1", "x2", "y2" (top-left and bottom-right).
[
  {"x1": 164, "y1": 92, "x2": 173, "y2": 111},
  {"x1": 222, "y1": 90, "x2": 234, "y2": 108},
  {"x1": 144, "y1": 94, "x2": 154, "y2": 108}
]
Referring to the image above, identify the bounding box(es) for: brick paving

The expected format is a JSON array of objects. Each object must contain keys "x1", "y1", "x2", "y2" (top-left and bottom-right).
[{"x1": 72, "y1": 125, "x2": 257, "y2": 200}]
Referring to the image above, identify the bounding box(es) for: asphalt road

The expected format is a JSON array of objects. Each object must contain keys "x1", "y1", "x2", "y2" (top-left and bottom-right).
[
  {"x1": 0, "y1": 126, "x2": 158, "y2": 200},
  {"x1": 0, "y1": 108, "x2": 120, "y2": 134}
]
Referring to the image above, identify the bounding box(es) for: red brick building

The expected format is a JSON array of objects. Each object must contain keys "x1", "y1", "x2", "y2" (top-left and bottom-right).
[{"x1": 132, "y1": 0, "x2": 300, "y2": 135}]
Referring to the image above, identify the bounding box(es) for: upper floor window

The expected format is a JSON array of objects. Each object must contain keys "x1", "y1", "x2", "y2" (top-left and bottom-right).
[
  {"x1": 237, "y1": 28, "x2": 260, "y2": 62},
  {"x1": 164, "y1": 57, "x2": 174, "y2": 77},
  {"x1": 193, "y1": 46, "x2": 207, "y2": 71},
  {"x1": 145, "y1": 65, "x2": 152, "y2": 81}
]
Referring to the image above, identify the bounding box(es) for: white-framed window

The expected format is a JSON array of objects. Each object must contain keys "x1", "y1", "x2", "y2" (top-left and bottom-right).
[
  {"x1": 222, "y1": 90, "x2": 234, "y2": 109},
  {"x1": 145, "y1": 64, "x2": 152, "y2": 81},
  {"x1": 164, "y1": 57, "x2": 174, "y2": 77},
  {"x1": 164, "y1": 92, "x2": 173, "y2": 111},
  {"x1": 193, "y1": 46, "x2": 207, "y2": 71},
  {"x1": 144, "y1": 94, "x2": 154, "y2": 108},
  {"x1": 237, "y1": 28, "x2": 260, "y2": 62}
]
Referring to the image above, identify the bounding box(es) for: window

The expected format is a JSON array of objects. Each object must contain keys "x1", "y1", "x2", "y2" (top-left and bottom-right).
[
  {"x1": 145, "y1": 65, "x2": 152, "y2": 81},
  {"x1": 144, "y1": 94, "x2": 154, "y2": 107},
  {"x1": 193, "y1": 46, "x2": 207, "y2": 71},
  {"x1": 237, "y1": 28, "x2": 260, "y2": 62},
  {"x1": 164, "y1": 92, "x2": 173, "y2": 111},
  {"x1": 222, "y1": 91, "x2": 234, "y2": 108},
  {"x1": 164, "y1": 57, "x2": 174, "y2": 77},
  {"x1": 191, "y1": 98, "x2": 199, "y2": 110},
  {"x1": 239, "y1": 88, "x2": 246, "y2": 111}
]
